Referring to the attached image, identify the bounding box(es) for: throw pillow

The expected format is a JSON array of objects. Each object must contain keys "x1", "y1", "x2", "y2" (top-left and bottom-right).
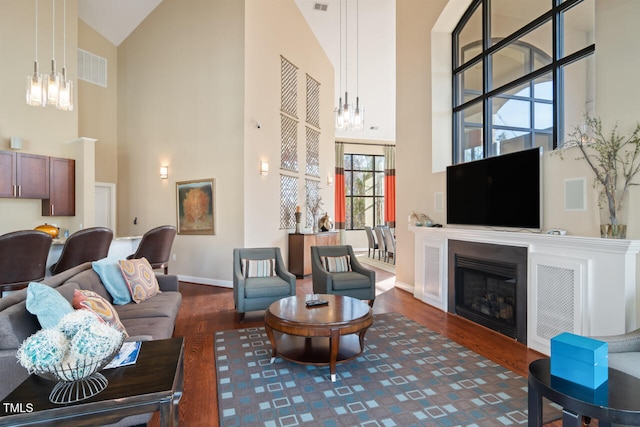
[
  {"x1": 118, "y1": 257, "x2": 161, "y2": 303},
  {"x1": 72, "y1": 289, "x2": 128, "y2": 336},
  {"x1": 241, "y1": 258, "x2": 276, "y2": 278},
  {"x1": 25, "y1": 282, "x2": 74, "y2": 329},
  {"x1": 92, "y1": 258, "x2": 132, "y2": 305},
  {"x1": 321, "y1": 255, "x2": 352, "y2": 273}
]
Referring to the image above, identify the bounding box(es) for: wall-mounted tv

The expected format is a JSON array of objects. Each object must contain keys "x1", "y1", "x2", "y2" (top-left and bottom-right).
[{"x1": 446, "y1": 147, "x2": 542, "y2": 230}]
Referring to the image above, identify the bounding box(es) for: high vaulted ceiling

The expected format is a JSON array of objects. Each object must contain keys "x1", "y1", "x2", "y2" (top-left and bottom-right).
[{"x1": 78, "y1": 0, "x2": 396, "y2": 142}]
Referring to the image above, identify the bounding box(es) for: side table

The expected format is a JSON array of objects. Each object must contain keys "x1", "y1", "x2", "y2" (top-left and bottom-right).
[
  {"x1": 528, "y1": 358, "x2": 640, "y2": 427},
  {"x1": 0, "y1": 337, "x2": 184, "y2": 427}
]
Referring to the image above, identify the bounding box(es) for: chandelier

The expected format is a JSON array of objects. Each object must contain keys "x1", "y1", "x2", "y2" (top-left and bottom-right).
[
  {"x1": 335, "y1": 0, "x2": 364, "y2": 131},
  {"x1": 26, "y1": 0, "x2": 73, "y2": 111}
]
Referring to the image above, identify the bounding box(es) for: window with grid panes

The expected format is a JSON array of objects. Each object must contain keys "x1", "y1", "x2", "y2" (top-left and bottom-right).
[{"x1": 344, "y1": 154, "x2": 385, "y2": 230}]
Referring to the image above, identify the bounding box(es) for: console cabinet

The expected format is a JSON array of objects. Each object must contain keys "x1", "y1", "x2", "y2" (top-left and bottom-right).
[
  {"x1": 288, "y1": 232, "x2": 339, "y2": 277},
  {"x1": 42, "y1": 157, "x2": 75, "y2": 216},
  {"x1": 0, "y1": 151, "x2": 49, "y2": 199}
]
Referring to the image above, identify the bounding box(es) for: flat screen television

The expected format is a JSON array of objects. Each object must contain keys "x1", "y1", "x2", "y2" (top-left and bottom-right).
[{"x1": 446, "y1": 147, "x2": 542, "y2": 229}]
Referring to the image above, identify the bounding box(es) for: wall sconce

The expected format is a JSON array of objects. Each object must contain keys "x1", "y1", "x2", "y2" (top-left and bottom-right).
[
  {"x1": 160, "y1": 165, "x2": 168, "y2": 179},
  {"x1": 327, "y1": 175, "x2": 334, "y2": 186},
  {"x1": 260, "y1": 161, "x2": 269, "y2": 176}
]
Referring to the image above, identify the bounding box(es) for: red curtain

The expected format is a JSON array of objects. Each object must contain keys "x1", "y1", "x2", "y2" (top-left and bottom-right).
[
  {"x1": 384, "y1": 145, "x2": 396, "y2": 228},
  {"x1": 335, "y1": 142, "x2": 346, "y2": 230}
]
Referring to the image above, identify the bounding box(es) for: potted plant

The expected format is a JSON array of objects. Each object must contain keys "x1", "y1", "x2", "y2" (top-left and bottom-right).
[{"x1": 557, "y1": 115, "x2": 640, "y2": 238}]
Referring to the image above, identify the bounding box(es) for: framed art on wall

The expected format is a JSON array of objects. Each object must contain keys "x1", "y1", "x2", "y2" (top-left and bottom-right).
[{"x1": 176, "y1": 179, "x2": 215, "y2": 235}]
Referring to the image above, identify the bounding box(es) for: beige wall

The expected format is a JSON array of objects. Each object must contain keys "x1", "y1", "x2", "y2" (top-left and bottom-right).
[
  {"x1": 115, "y1": 0, "x2": 333, "y2": 285},
  {"x1": 78, "y1": 20, "x2": 118, "y2": 185},
  {"x1": 0, "y1": 0, "x2": 80, "y2": 235},
  {"x1": 395, "y1": 0, "x2": 640, "y2": 289}
]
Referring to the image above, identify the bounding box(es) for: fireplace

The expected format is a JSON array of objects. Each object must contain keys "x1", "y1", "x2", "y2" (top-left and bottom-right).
[{"x1": 448, "y1": 240, "x2": 528, "y2": 344}]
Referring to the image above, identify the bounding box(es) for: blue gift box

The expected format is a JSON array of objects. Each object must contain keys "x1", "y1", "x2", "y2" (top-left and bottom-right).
[{"x1": 550, "y1": 332, "x2": 608, "y2": 389}]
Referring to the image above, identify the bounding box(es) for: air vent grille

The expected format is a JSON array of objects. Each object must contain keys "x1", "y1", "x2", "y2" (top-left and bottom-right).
[
  {"x1": 314, "y1": 3, "x2": 328, "y2": 11},
  {"x1": 77, "y1": 48, "x2": 107, "y2": 87}
]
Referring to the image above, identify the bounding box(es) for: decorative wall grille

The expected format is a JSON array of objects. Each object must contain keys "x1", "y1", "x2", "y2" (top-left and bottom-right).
[
  {"x1": 78, "y1": 48, "x2": 107, "y2": 87},
  {"x1": 306, "y1": 74, "x2": 320, "y2": 129},
  {"x1": 281, "y1": 114, "x2": 298, "y2": 172},
  {"x1": 535, "y1": 264, "x2": 575, "y2": 339},
  {"x1": 281, "y1": 56, "x2": 298, "y2": 118},
  {"x1": 306, "y1": 127, "x2": 320, "y2": 177},
  {"x1": 280, "y1": 174, "x2": 298, "y2": 229},
  {"x1": 305, "y1": 179, "x2": 321, "y2": 228}
]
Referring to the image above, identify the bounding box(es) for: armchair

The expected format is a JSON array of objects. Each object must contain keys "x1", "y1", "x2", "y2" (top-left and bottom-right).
[
  {"x1": 233, "y1": 247, "x2": 296, "y2": 321},
  {"x1": 311, "y1": 245, "x2": 375, "y2": 307},
  {"x1": 592, "y1": 329, "x2": 640, "y2": 378}
]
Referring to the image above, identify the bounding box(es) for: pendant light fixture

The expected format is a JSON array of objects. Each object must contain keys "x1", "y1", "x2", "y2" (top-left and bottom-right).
[
  {"x1": 57, "y1": 0, "x2": 73, "y2": 111},
  {"x1": 335, "y1": 0, "x2": 346, "y2": 130},
  {"x1": 26, "y1": 0, "x2": 45, "y2": 107},
  {"x1": 352, "y1": 0, "x2": 364, "y2": 131},
  {"x1": 45, "y1": 0, "x2": 61, "y2": 106},
  {"x1": 334, "y1": 0, "x2": 364, "y2": 132}
]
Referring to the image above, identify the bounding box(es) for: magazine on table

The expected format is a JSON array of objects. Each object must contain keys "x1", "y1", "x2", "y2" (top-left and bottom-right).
[{"x1": 104, "y1": 341, "x2": 142, "y2": 369}]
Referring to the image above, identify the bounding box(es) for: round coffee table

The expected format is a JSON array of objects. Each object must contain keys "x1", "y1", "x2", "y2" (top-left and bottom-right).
[{"x1": 264, "y1": 294, "x2": 373, "y2": 382}]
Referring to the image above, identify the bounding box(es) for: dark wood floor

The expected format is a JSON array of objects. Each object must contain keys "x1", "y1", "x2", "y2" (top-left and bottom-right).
[{"x1": 148, "y1": 262, "x2": 555, "y2": 427}]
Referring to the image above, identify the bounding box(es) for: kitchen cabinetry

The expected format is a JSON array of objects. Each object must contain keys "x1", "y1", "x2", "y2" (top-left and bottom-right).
[
  {"x1": 42, "y1": 157, "x2": 75, "y2": 216},
  {"x1": 288, "y1": 232, "x2": 339, "y2": 277},
  {"x1": 0, "y1": 151, "x2": 49, "y2": 199}
]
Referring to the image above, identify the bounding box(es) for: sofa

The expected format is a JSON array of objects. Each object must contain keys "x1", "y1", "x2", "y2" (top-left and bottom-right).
[{"x1": 0, "y1": 261, "x2": 182, "y2": 425}]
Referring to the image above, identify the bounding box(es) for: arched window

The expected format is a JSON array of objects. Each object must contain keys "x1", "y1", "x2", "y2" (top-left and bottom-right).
[{"x1": 452, "y1": 0, "x2": 595, "y2": 163}]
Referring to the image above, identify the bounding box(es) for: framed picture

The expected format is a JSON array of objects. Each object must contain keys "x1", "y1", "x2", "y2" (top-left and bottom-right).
[{"x1": 176, "y1": 179, "x2": 215, "y2": 235}]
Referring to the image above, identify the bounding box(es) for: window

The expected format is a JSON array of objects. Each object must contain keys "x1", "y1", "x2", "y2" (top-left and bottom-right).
[
  {"x1": 453, "y1": 0, "x2": 595, "y2": 164},
  {"x1": 344, "y1": 154, "x2": 385, "y2": 230}
]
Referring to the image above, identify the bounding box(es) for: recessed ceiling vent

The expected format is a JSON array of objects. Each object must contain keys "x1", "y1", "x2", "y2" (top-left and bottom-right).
[
  {"x1": 77, "y1": 48, "x2": 108, "y2": 88},
  {"x1": 313, "y1": 3, "x2": 328, "y2": 12}
]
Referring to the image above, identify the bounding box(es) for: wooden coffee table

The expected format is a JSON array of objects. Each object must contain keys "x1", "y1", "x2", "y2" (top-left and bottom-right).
[
  {"x1": 264, "y1": 294, "x2": 373, "y2": 382},
  {"x1": 0, "y1": 337, "x2": 184, "y2": 427}
]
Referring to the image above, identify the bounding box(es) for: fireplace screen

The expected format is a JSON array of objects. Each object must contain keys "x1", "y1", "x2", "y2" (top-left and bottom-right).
[{"x1": 455, "y1": 256, "x2": 518, "y2": 339}]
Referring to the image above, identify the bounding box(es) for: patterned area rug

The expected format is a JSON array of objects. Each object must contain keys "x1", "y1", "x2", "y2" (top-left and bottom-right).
[{"x1": 215, "y1": 312, "x2": 560, "y2": 426}]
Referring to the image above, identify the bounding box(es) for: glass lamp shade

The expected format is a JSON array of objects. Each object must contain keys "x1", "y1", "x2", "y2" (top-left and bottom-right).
[
  {"x1": 341, "y1": 92, "x2": 352, "y2": 126},
  {"x1": 46, "y1": 59, "x2": 61, "y2": 106},
  {"x1": 335, "y1": 97, "x2": 346, "y2": 130},
  {"x1": 26, "y1": 61, "x2": 46, "y2": 106},
  {"x1": 352, "y1": 97, "x2": 364, "y2": 131},
  {"x1": 57, "y1": 67, "x2": 73, "y2": 111}
]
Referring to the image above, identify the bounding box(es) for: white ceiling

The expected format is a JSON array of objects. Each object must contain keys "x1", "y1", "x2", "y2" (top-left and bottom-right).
[{"x1": 77, "y1": 0, "x2": 396, "y2": 141}]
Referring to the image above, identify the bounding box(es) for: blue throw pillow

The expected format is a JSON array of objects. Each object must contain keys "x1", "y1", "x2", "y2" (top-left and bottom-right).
[
  {"x1": 92, "y1": 258, "x2": 132, "y2": 305},
  {"x1": 25, "y1": 282, "x2": 74, "y2": 329}
]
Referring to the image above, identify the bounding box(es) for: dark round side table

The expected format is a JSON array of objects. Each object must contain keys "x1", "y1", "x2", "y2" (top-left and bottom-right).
[{"x1": 528, "y1": 358, "x2": 640, "y2": 427}]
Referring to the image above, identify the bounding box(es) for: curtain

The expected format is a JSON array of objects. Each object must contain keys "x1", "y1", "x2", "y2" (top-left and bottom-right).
[
  {"x1": 335, "y1": 142, "x2": 346, "y2": 243},
  {"x1": 384, "y1": 145, "x2": 396, "y2": 228}
]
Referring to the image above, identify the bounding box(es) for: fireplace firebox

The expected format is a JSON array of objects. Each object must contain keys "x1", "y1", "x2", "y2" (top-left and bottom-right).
[{"x1": 448, "y1": 240, "x2": 528, "y2": 344}]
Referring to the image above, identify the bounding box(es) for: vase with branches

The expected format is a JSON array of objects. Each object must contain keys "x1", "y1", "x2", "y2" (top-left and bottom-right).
[
  {"x1": 556, "y1": 115, "x2": 640, "y2": 238},
  {"x1": 306, "y1": 192, "x2": 324, "y2": 232}
]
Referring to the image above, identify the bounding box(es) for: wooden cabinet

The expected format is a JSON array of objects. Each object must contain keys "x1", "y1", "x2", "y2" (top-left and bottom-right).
[
  {"x1": 288, "y1": 232, "x2": 339, "y2": 277},
  {"x1": 0, "y1": 151, "x2": 49, "y2": 199},
  {"x1": 42, "y1": 157, "x2": 75, "y2": 216}
]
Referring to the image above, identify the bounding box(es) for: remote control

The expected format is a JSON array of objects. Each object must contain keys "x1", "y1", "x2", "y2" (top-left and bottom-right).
[{"x1": 305, "y1": 299, "x2": 328, "y2": 307}]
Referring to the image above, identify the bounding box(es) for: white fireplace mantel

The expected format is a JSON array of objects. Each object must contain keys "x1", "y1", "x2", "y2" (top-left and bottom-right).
[{"x1": 410, "y1": 226, "x2": 640, "y2": 355}]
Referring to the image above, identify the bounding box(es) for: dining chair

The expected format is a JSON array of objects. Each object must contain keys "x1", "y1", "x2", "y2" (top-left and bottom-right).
[
  {"x1": 383, "y1": 227, "x2": 396, "y2": 264},
  {"x1": 374, "y1": 226, "x2": 387, "y2": 261},
  {"x1": 364, "y1": 226, "x2": 378, "y2": 259}
]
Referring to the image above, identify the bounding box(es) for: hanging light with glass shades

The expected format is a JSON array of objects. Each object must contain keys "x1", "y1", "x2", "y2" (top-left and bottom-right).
[
  {"x1": 352, "y1": 0, "x2": 364, "y2": 131},
  {"x1": 26, "y1": 0, "x2": 45, "y2": 107},
  {"x1": 57, "y1": 0, "x2": 73, "y2": 111}
]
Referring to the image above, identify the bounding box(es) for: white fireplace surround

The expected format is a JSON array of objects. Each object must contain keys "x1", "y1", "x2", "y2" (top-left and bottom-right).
[{"x1": 410, "y1": 226, "x2": 640, "y2": 355}]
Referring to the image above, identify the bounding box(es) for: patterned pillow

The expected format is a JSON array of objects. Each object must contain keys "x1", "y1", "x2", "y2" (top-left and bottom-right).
[
  {"x1": 72, "y1": 289, "x2": 128, "y2": 336},
  {"x1": 241, "y1": 258, "x2": 276, "y2": 278},
  {"x1": 118, "y1": 258, "x2": 161, "y2": 303},
  {"x1": 321, "y1": 255, "x2": 352, "y2": 273}
]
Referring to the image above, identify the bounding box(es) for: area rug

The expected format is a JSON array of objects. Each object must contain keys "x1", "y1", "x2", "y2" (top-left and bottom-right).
[{"x1": 215, "y1": 312, "x2": 560, "y2": 426}]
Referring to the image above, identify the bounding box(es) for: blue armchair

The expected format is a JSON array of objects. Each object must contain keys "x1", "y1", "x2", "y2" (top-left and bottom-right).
[
  {"x1": 311, "y1": 245, "x2": 375, "y2": 307},
  {"x1": 233, "y1": 247, "x2": 296, "y2": 321}
]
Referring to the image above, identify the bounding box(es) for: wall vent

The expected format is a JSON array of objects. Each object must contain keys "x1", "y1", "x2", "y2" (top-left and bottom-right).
[
  {"x1": 314, "y1": 3, "x2": 328, "y2": 11},
  {"x1": 77, "y1": 48, "x2": 107, "y2": 87}
]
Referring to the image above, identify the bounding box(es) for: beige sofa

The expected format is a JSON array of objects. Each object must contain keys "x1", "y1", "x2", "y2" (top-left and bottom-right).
[{"x1": 0, "y1": 262, "x2": 182, "y2": 425}]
